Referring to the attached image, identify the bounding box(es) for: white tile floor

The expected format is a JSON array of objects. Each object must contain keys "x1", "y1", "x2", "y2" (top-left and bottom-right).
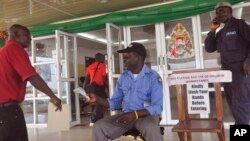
[
  {"x1": 28, "y1": 115, "x2": 230, "y2": 141},
  {"x1": 28, "y1": 125, "x2": 230, "y2": 141}
]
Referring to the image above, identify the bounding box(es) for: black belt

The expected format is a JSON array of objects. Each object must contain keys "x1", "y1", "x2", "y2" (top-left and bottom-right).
[{"x1": 0, "y1": 101, "x2": 18, "y2": 108}]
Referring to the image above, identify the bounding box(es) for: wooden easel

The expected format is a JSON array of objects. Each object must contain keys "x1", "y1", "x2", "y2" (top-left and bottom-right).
[{"x1": 168, "y1": 69, "x2": 232, "y2": 141}]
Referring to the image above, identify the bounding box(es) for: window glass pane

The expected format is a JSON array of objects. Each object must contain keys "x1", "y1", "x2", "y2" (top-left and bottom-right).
[
  {"x1": 31, "y1": 64, "x2": 57, "y2": 98},
  {"x1": 33, "y1": 38, "x2": 56, "y2": 63},
  {"x1": 130, "y1": 24, "x2": 157, "y2": 70},
  {"x1": 109, "y1": 26, "x2": 124, "y2": 74},
  {"x1": 22, "y1": 100, "x2": 34, "y2": 124},
  {"x1": 200, "y1": 12, "x2": 221, "y2": 69},
  {"x1": 37, "y1": 100, "x2": 49, "y2": 123}
]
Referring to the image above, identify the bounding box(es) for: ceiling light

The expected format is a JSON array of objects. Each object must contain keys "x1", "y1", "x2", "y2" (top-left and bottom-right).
[
  {"x1": 77, "y1": 33, "x2": 96, "y2": 39},
  {"x1": 133, "y1": 39, "x2": 149, "y2": 43},
  {"x1": 97, "y1": 0, "x2": 108, "y2": 3},
  {"x1": 96, "y1": 38, "x2": 107, "y2": 43}
]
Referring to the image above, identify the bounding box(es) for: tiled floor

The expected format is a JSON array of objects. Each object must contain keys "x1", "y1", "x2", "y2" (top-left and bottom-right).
[
  {"x1": 28, "y1": 125, "x2": 230, "y2": 141},
  {"x1": 27, "y1": 116, "x2": 230, "y2": 141}
]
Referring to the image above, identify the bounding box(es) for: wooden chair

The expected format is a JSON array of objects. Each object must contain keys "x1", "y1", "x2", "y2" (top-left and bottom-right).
[{"x1": 172, "y1": 82, "x2": 225, "y2": 141}]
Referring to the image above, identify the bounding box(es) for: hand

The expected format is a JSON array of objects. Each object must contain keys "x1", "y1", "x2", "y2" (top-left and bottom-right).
[
  {"x1": 50, "y1": 96, "x2": 62, "y2": 111},
  {"x1": 210, "y1": 18, "x2": 220, "y2": 32},
  {"x1": 87, "y1": 93, "x2": 97, "y2": 104},
  {"x1": 243, "y1": 63, "x2": 250, "y2": 76},
  {"x1": 115, "y1": 112, "x2": 136, "y2": 124}
]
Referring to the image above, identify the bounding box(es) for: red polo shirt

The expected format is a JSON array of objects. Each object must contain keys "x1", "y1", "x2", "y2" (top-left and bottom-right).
[
  {"x1": 86, "y1": 62, "x2": 106, "y2": 86},
  {"x1": 0, "y1": 40, "x2": 37, "y2": 103}
]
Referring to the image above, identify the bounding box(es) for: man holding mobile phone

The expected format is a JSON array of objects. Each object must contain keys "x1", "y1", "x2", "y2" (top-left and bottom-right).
[{"x1": 205, "y1": 2, "x2": 250, "y2": 124}]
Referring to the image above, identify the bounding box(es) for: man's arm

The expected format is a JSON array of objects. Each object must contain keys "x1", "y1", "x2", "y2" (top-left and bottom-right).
[
  {"x1": 28, "y1": 74, "x2": 62, "y2": 111},
  {"x1": 238, "y1": 20, "x2": 250, "y2": 75},
  {"x1": 89, "y1": 94, "x2": 109, "y2": 108},
  {"x1": 204, "y1": 19, "x2": 220, "y2": 53}
]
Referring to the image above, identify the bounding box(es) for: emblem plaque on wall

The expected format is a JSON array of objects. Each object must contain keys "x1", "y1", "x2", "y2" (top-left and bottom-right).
[{"x1": 167, "y1": 23, "x2": 195, "y2": 67}]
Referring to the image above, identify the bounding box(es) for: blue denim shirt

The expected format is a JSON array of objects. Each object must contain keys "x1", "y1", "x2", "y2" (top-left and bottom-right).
[{"x1": 108, "y1": 64, "x2": 163, "y2": 115}]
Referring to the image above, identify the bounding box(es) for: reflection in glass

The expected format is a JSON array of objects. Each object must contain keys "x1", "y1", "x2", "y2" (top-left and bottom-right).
[
  {"x1": 22, "y1": 100, "x2": 34, "y2": 124},
  {"x1": 109, "y1": 26, "x2": 124, "y2": 74},
  {"x1": 200, "y1": 12, "x2": 221, "y2": 69},
  {"x1": 60, "y1": 81, "x2": 72, "y2": 98},
  {"x1": 68, "y1": 36, "x2": 75, "y2": 78},
  {"x1": 130, "y1": 24, "x2": 157, "y2": 70},
  {"x1": 33, "y1": 38, "x2": 56, "y2": 63},
  {"x1": 59, "y1": 35, "x2": 76, "y2": 78},
  {"x1": 25, "y1": 82, "x2": 33, "y2": 99},
  {"x1": 37, "y1": 100, "x2": 49, "y2": 123},
  {"x1": 33, "y1": 64, "x2": 58, "y2": 97}
]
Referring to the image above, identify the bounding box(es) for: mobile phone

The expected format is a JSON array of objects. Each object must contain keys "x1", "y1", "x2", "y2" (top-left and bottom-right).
[{"x1": 212, "y1": 18, "x2": 220, "y2": 25}]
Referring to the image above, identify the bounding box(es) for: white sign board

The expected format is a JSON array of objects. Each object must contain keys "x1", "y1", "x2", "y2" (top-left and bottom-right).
[
  {"x1": 168, "y1": 70, "x2": 232, "y2": 86},
  {"x1": 187, "y1": 83, "x2": 210, "y2": 114}
]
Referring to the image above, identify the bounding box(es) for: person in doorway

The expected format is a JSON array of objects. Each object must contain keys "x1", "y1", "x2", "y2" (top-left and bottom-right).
[
  {"x1": 88, "y1": 42, "x2": 163, "y2": 141},
  {"x1": 205, "y1": 2, "x2": 250, "y2": 124},
  {"x1": 0, "y1": 24, "x2": 62, "y2": 141},
  {"x1": 83, "y1": 53, "x2": 108, "y2": 126}
]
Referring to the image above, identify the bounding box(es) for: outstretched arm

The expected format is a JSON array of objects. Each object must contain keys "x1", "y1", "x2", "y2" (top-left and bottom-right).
[{"x1": 28, "y1": 74, "x2": 62, "y2": 111}]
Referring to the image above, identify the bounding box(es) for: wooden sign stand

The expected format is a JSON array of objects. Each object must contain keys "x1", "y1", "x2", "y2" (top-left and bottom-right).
[{"x1": 168, "y1": 69, "x2": 231, "y2": 141}]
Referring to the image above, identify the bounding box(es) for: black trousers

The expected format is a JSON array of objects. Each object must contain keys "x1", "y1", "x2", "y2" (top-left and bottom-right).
[
  {"x1": 224, "y1": 81, "x2": 250, "y2": 124},
  {"x1": 91, "y1": 86, "x2": 107, "y2": 123},
  {"x1": 0, "y1": 103, "x2": 28, "y2": 141}
]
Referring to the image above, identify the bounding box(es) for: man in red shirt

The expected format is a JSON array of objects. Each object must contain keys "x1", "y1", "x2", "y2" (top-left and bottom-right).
[
  {"x1": 0, "y1": 24, "x2": 62, "y2": 141},
  {"x1": 84, "y1": 53, "x2": 108, "y2": 126}
]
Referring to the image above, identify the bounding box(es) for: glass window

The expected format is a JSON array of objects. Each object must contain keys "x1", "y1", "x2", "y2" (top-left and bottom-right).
[
  {"x1": 33, "y1": 38, "x2": 56, "y2": 63},
  {"x1": 37, "y1": 100, "x2": 49, "y2": 123},
  {"x1": 22, "y1": 100, "x2": 34, "y2": 124},
  {"x1": 130, "y1": 24, "x2": 157, "y2": 70},
  {"x1": 109, "y1": 26, "x2": 124, "y2": 74},
  {"x1": 31, "y1": 65, "x2": 57, "y2": 98},
  {"x1": 200, "y1": 12, "x2": 221, "y2": 69}
]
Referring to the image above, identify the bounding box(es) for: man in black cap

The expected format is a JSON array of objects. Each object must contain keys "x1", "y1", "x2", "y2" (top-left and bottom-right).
[
  {"x1": 88, "y1": 42, "x2": 163, "y2": 141},
  {"x1": 205, "y1": 2, "x2": 250, "y2": 124}
]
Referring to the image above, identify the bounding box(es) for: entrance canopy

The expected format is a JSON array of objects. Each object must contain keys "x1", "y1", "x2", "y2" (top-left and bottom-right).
[
  {"x1": 29, "y1": 0, "x2": 244, "y2": 36},
  {"x1": 0, "y1": 0, "x2": 244, "y2": 36}
]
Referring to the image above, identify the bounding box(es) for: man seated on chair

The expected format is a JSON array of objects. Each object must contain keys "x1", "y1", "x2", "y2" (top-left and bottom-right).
[{"x1": 88, "y1": 42, "x2": 164, "y2": 141}]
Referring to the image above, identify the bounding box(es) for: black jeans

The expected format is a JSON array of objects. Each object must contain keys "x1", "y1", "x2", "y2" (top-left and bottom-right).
[{"x1": 0, "y1": 103, "x2": 28, "y2": 141}]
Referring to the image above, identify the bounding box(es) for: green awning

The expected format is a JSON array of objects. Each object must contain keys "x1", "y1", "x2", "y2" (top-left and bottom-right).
[{"x1": 30, "y1": 0, "x2": 245, "y2": 36}]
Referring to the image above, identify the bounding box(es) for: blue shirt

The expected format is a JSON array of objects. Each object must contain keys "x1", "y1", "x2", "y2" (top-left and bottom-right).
[{"x1": 108, "y1": 64, "x2": 163, "y2": 115}]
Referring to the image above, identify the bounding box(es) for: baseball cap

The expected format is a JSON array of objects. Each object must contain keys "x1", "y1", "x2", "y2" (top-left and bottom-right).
[
  {"x1": 214, "y1": 2, "x2": 232, "y2": 10},
  {"x1": 117, "y1": 42, "x2": 147, "y2": 58}
]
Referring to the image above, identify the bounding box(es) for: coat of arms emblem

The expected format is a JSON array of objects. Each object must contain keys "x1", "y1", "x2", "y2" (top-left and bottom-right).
[{"x1": 167, "y1": 23, "x2": 194, "y2": 60}]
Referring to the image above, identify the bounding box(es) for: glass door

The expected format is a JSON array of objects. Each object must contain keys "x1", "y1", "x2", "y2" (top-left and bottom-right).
[
  {"x1": 124, "y1": 24, "x2": 166, "y2": 124},
  {"x1": 106, "y1": 23, "x2": 123, "y2": 115},
  {"x1": 161, "y1": 16, "x2": 202, "y2": 124},
  {"x1": 56, "y1": 30, "x2": 80, "y2": 126},
  {"x1": 26, "y1": 35, "x2": 57, "y2": 127}
]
